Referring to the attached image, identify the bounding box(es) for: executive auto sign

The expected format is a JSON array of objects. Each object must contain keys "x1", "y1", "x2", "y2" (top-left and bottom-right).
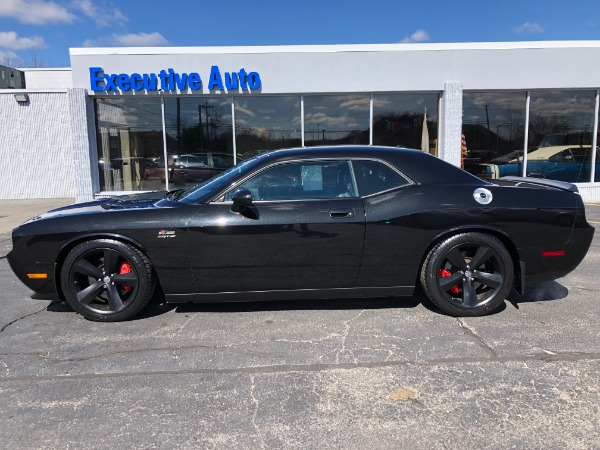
[{"x1": 89, "y1": 66, "x2": 261, "y2": 93}]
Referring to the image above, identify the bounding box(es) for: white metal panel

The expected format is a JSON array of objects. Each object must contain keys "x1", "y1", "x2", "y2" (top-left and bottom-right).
[
  {"x1": 70, "y1": 42, "x2": 600, "y2": 95},
  {"x1": 22, "y1": 68, "x2": 73, "y2": 90}
]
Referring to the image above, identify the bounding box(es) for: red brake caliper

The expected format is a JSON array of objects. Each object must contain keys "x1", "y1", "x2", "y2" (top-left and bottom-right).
[
  {"x1": 440, "y1": 269, "x2": 460, "y2": 295},
  {"x1": 119, "y1": 262, "x2": 133, "y2": 293}
]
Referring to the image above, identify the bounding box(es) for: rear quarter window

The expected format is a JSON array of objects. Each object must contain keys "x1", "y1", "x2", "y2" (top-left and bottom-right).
[{"x1": 352, "y1": 160, "x2": 410, "y2": 196}]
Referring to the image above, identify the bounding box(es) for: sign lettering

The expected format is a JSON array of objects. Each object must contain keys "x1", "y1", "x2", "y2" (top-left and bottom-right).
[{"x1": 89, "y1": 66, "x2": 261, "y2": 93}]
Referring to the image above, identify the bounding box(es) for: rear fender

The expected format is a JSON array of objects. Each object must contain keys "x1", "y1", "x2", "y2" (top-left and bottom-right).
[{"x1": 421, "y1": 225, "x2": 522, "y2": 291}]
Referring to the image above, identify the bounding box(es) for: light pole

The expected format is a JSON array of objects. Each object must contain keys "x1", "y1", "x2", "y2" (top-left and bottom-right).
[
  {"x1": 496, "y1": 124, "x2": 504, "y2": 153},
  {"x1": 198, "y1": 101, "x2": 214, "y2": 149}
]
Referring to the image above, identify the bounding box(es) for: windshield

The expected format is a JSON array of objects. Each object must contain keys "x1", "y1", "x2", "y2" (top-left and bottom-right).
[{"x1": 177, "y1": 157, "x2": 260, "y2": 203}]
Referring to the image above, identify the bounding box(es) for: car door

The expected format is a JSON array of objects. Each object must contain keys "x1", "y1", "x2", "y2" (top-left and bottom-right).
[
  {"x1": 186, "y1": 159, "x2": 366, "y2": 293},
  {"x1": 571, "y1": 147, "x2": 594, "y2": 182},
  {"x1": 350, "y1": 159, "x2": 418, "y2": 288},
  {"x1": 541, "y1": 148, "x2": 588, "y2": 182}
]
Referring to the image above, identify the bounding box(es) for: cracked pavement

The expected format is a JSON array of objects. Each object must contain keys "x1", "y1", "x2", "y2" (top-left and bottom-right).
[{"x1": 1, "y1": 206, "x2": 600, "y2": 448}]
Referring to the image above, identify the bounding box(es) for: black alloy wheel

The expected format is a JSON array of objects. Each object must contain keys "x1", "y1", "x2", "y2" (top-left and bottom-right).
[
  {"x1": 420, "y1": 232, "x2": 514, "y2": 316},
  {"x1": 61, "y1": 239, "x2": 156, "y2": 321}
]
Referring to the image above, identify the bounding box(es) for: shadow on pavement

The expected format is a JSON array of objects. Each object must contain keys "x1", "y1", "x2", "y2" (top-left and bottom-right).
[
  {"x1": 45, "y1": 294, "x2": 423, "y2": 321},
  {"x1": 43, "y1": 281, "x2": 568, "y2": 321},
  {"x1": 506, "y1": 281, "x2": 568, "y2": 309},
  {"x1": 172, "y1": 295, "x2": 422, "y2": 315}
]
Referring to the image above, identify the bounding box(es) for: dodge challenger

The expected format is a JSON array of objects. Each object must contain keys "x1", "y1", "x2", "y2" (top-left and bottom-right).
[{"x1": 7, "y1": 146, "x2": 594, "y2": 321}]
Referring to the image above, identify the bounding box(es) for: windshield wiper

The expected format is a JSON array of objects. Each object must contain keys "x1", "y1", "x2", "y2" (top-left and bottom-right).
[{"x1": 166, "y1": 188, "x2": 186, "y2": 200}]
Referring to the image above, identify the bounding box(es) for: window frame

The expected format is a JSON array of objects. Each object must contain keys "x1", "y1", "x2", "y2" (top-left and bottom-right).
[
  {"x1": 219, "y1": 158, "x2": 358, "y2": 203},
  {"x1": 351, "y1": 158, "x2": 413, "y2": 198},
  {"x1": 213, "y1": 157, "x2": 414, "y2": 203}
]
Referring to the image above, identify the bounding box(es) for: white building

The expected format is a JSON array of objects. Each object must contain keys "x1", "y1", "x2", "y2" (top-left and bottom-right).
[{"x1": 2, "y1": 41, "x2": 600, "y2": 201}]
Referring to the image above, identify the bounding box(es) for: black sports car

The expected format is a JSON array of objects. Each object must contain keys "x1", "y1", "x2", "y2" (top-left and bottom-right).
[{"x1": 8, "y1": 146, "x2": 594, "y2": 321}]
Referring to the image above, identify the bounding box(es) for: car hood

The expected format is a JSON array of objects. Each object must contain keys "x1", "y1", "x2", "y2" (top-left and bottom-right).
[{"x1": 23, "y1": 191, "x2": 169, "y2": 224}]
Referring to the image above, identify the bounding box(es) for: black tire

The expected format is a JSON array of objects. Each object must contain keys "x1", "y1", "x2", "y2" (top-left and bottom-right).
[
  {"x1": 420, "y1": 232, "x2": 514, "y2": 317},
  {"x1": 60, "y1": 239, "x2": 156, "y2": 321}
]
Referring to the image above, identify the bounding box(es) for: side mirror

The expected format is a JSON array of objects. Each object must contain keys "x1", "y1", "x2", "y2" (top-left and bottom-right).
[{"x1": 231, "y1": 188, "x2": 253, "y2": 213}]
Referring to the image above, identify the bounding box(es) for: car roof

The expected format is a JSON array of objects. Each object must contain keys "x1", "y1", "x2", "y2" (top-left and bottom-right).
[
  {"x1": 527, "y1": 145, "x2": 593, "y2": 160},
  {"x1": 190, "y1": 152, "x2": 232, "y2": 156},
  {"x1": 253, "y1": 145, "x2": 484, "y2": 185}
]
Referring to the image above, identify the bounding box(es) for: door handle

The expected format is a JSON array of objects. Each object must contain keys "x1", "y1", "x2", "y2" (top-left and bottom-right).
[{"x1": 329, "y1": 209, "x2": 354, "y2": 218}]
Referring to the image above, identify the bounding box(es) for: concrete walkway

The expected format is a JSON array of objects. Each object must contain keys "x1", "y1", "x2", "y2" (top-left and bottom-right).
[{"x1": 0, "y1": 198, "x2": 74, "y2": 234}]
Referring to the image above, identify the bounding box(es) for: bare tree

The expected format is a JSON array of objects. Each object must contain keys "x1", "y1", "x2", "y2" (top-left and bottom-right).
[
  {"x1": 28, "y1": 49, "x2": 48, "y2": 68},
  {"x1": 0, "y1": 53, "x2": 25, "y2": 68},
  {"x1": 0, "y1": 50, "x2": 51, "y2": 68},
  {"x1": 505, "y1": 108, "x2": 525, "y2": 144}
]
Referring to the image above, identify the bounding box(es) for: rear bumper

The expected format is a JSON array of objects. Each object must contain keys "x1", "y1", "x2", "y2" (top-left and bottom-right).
[{"x1": 522, "y1": 223, "x2": 594, "y2": 285}]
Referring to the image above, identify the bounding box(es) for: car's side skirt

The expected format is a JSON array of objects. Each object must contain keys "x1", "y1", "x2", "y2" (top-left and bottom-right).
[{"x1": 165, "y1": 286, "x2": 415, "y2": 303}]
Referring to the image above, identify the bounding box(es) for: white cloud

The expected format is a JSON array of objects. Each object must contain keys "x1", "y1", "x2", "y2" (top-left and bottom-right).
[
  {"x1": 514, "y1": 22, "x2": 543, "y2": 34},
  {"x1": 71, "y1": 0, "x2": 127, "y2": 27},
  {"x1": 401, "y1": 30, "x2": 430, "y2": 43},
  {"x1": 84, "y1": 32, "x2": 169, "y2": 47},
  {"x1": 0, "y1": 50, "x2": 19, "y2": 59},
  {"x1": 305, "y1": 112, "x2": 357, "y2": 129},
  {"x1": 0, "y1": 0, "x2": 76, "y2": 24},
  {"x1": 234, "y1": 104, "x2": 256, "y2": 118},
  {"x1": 339, "y1": 97, "x2": 370, "y2": 111},
  {"x1": 0, "y1": 31, "x2": 45, "y2": 50},
  {"x1": 113, "y1": 32, "x2": 168, "y2": 46}
]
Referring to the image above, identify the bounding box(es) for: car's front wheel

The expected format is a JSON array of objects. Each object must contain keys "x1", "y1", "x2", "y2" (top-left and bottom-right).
[
  {"x1": 60, "y1": 239, "x2": 156, "y2": 321},
  {"x1": 420, "y1": 232, "x2": 514, "y2": 316}
]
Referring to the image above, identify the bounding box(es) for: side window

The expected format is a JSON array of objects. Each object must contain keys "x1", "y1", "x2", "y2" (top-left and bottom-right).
[
  {"x1": 570, "y1": 148, "x2": 588, "y2": 162},
  {"x1": 352, "y1": 160, "x2": 410, "y2": 196},
  {"x1": 190, "y1": 154, "x2": 208, "y2": 166},
  {"x1": 549, "y1": 149, "x2": 573, "y2": 162},
  {"x1": 213, "y1": 154, "x2": 234, "y2": 169},
  {"x1": 224, "y1": 160, "x2": 357, "y2": 201}
]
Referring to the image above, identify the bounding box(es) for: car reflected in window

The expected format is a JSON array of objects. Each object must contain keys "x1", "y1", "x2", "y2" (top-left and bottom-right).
[{"x1": 480, "y1": 145, "x2": 600, "y2": 182}]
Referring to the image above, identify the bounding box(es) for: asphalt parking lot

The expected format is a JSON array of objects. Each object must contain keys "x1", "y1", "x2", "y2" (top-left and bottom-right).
[{"x1": 1, "y1": 200, "x2": 600, "y2": 449}]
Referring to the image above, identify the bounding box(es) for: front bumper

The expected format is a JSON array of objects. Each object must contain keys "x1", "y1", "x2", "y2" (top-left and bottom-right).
[{"x1": 7, "y1": 234, "x2": 59, "y2": 296}]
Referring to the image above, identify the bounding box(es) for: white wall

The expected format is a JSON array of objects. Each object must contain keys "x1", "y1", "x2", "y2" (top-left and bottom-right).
[
  {"x1": 576, "y1": 185, "x2": 600, "y2": 203},
  {"x1": 0, "y1": 91, "x2": 76, "y2": 199},
  {"x1": 22, "y1": 68, "x2": 72, "y2": 90}
]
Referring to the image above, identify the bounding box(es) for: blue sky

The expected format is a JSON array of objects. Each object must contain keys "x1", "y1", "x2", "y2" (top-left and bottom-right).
[{"x1": 1, "y1": 0, "x2": 599, "y2": 67}]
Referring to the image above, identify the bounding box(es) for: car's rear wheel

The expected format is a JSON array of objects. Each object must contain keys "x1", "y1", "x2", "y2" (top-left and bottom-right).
[
  {"x1": 420, "y1": 232, "x2": 514, "y2": 316},
  {"x1": 60, "y1": 239, "x2": 156, "y2": 321}
]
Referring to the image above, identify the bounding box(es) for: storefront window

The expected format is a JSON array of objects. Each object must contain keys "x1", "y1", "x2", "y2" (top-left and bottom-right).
[
  {"x1": 234, "y1": 96, "x2": 301, "y2": 160},
  {"x1": 95, "y1": 98, "x2": 163, "y2": 191},
  {"x1": 94, "y1": 88, "x2": 599, "y2": 193},
  {"x1": 596, "y1": 91, "x2": 600, "y2": 181},
  {"x1": 526, "y1": 90, "x2": 597, "y2": 182},
  {"x1": 462, "y1": 91, "x2": 527, "y2": 179},
  {"x1": 303, "y1": 95, "x2": 370, "y2": 146},
  {"x1": 164, "y1": 97, "x2": 234, "y2": 189},
  {"x1": 372, "y1": 93, "x2": 439, "y2": 153}
]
